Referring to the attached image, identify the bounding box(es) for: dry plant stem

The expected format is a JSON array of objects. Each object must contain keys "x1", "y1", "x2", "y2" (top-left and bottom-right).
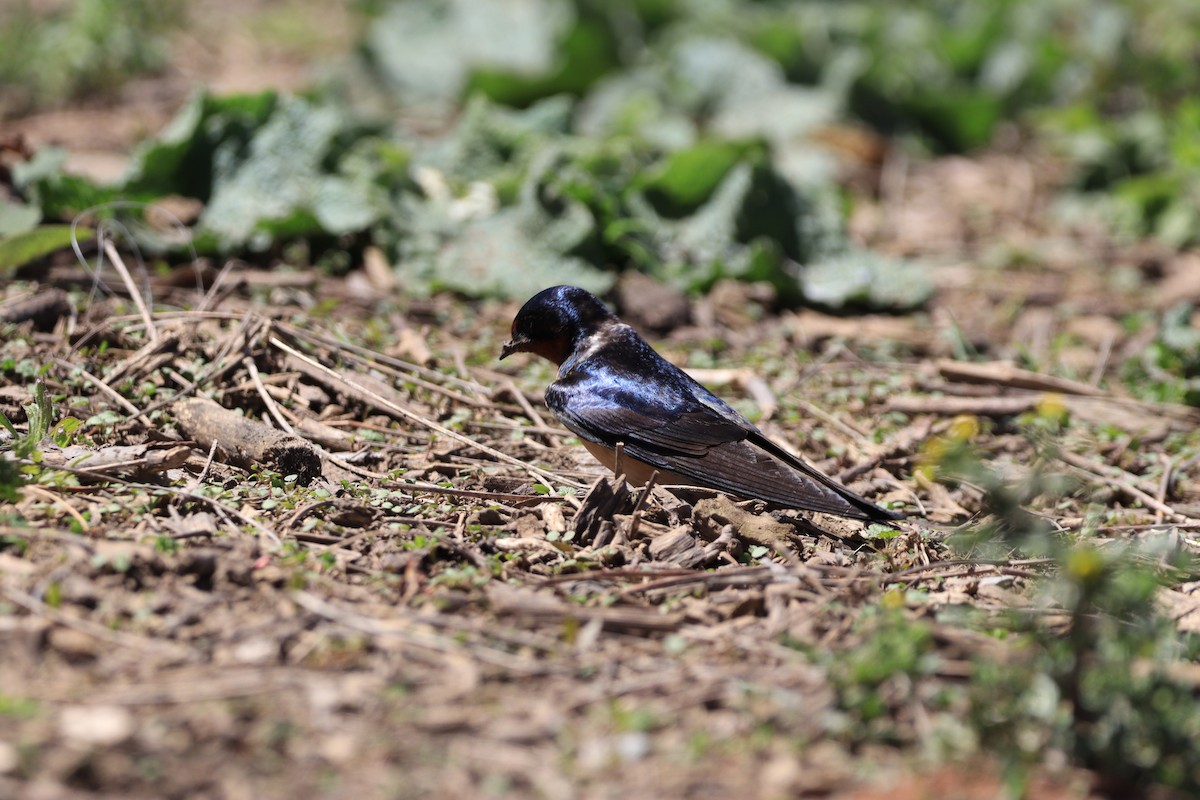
[
  {"x1": 615, "y1": 565, "x2": 781, "y2": 598},
  {"x1": 107, "y1": 310, "x2": 248, "y2": 327},
  {"x1": 196, "y1": 259, "x2": 239, "y2": 312},
  {"x1": 22, "y1": 485, "x2": 89, "y2": 531},
  {"x1": 244, "y1": 356, "x2": 297, "y2": 435},
  {"x1": 1057, "y1": 449, "x2": 1194, "y2": 522},
  {"x1": 1157, "y1": 453, "x2": 1175, "y2": 523},
  {"x1": 102, "y1": 332, "x2": 178, "y2": 386},
  {"x1": 794, "y1": 396, "x2": 869, "y2": 444},
  {"x1": 328, "y1": 346, "x2": 489, "y2": 409},
  {"x1": 887, "y1": 395, "x2": 1040, "y2": 417},
  {"x1": 129, "y1": 316, "x2": 264, "y2": 423},
  {"x1": 269, "y1": 334, "x2": 583, "y2": 490},
  {"x1": 0, "y1": 585, "x2": 192, "y2": 660},
  {"x1": 626, "y1": 470, "x2": 659, "y2": 541},
  {"x1": 536, "y1": 567, "x2": 699, "y2": 587},
  {"x1": 1090, "y1": 334, "x2": 1115, "y2": 386},
  {"x1": 280, "y1": 324, "x2": 490, "y2": 401},
  {"x1": 391, "y1": 480, "x2": 563, "y2": 506},
  {"x1": 185, "y1": 440, "x2": 221, "y2": 493},
  {"x1": 101, "y1": 239, "x2": 158, "y2": 345},
  {"x1": 54, "y1": 358, "x2": 140, "y2": 416},
  {"x1": 501, "y1": 378, "x2": 556, "y2": 434},
  {"x1": 17, "y1": 458, "x2": 282, "y2": 545},
  {"x1": 291, "y1": 591, "x2": 545, "y2": 673},
  {"x1": 936, "y1": 359, "x2": 1103, "y2": 396}
]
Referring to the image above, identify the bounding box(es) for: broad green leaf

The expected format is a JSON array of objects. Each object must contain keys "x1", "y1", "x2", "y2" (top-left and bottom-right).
[
  {"x1": 0, "y1": 225, "x2": 94, "y2": 273},
  {"x1": 197, "y1": 95, "x2": 390, "y2": 250},
  {"x1": 801, "y1": 249, "x2": 932, "y2": 312},
  {"x1": 0, "y1": 199, "x2": 41, "y2": 238},
  {"x1": 640, "y1": 141, "x2": 758, "y2": 217},
  {"x1": 364, "y1": 0, "x2": 573, "y2": 111},
  {"x1": 124, "y1": 90, "x2": 279, "y2": 199}
]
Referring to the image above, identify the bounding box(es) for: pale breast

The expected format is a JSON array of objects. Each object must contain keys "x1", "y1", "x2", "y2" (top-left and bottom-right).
[{"x1": 580, "y1": 439, "x2": 695, "y2": 488}]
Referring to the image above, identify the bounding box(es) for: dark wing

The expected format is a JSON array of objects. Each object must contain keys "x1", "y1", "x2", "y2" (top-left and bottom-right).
[
  {"x1": 743, "y1": 430, "x2": 904, "y2": 521},
  {"x1": 547, "y1": 378, "x2": 901, "y2": 522}
]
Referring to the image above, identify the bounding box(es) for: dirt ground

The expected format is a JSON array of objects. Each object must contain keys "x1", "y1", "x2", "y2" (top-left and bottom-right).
[{"x1": 3, "y1": 4, "x2": 1200, "y2": 800}]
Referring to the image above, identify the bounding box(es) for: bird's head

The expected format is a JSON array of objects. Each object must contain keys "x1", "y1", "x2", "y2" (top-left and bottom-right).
[{"x1": 500, "y1": 285, "x2": 617, "y2": 365}]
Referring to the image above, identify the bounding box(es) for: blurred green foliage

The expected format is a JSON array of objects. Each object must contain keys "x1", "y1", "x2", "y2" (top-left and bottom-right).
[
  {"x1": 837, "y1": 405, "x2": 1200, "y2": 793},
  {"x1": 1120, "y1": 304, "x2": 1200, "y2": 406},
  {"x1": 6, "y1": 0, "x2": 1200, "y2": 291},
  {"x1": 0, "y1": 0, "x2": 184, "y2": 118}
]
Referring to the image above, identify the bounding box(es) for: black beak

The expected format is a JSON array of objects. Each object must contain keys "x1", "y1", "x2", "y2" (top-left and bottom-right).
[{"x1": 500, "y1": 335, "x2": 527, "y2": 360}]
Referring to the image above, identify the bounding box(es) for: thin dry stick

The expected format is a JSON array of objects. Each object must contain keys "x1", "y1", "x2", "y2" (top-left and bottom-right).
[
  {"x1": 184, "y1": 440, "x2": 220, "y2": 493},
  {"x1": 102, "y1": 332, "x2": 174, "y2": 386},
  {"x1": 502, "y1": 378, "x2": 556, "y2": 434},
  {"x1": 1157, "y1": 453, "x2": 1175, "y2": 524},
  {"x1": 794, "y1": 396, "x2": 869, "y2": 443},
  {"x1": 195, "y1": 259, "x2": 239, "y2": 312},
  {"x1": 244, "y1": 356, "x2": 297, "y2": 436},
  {"x1": 67, "y1": 311, "x2": 238, "y2": 359},
  {"x1": 1089, "y1": 333, "x2": 1115, "y2": 387},
  {"x1": 1, "y1": 585, "x2": 192, "y2": 659},
  {"x1": 616, "y1": 565, "x2": 778, "y2": 598},
  {"x1": 393, "y1": 480, "x2": 564, "y2": 505},
  {"x1": 107, "y1": 310, "x2": 247, "y2": 326},
  {"x1": 269, "y1": 335, "x2": 584, "y2": 490},
  {"x1": 626, "y1": 470, "x2": 659, "y2": 542},
  {"x1": 55, "y1": 358, "x2": 139, "y2": 415},
  {"x1": 129, "y1": 316, "x2": 264, "y2": 422},
  {"x1": 291, "y1": 591, "x2": 545, "y2": 673},
  {"x1": 102, "y1": 238, "x2": 158, "y2": 344},
  {"x1": 323, "y1": 347, "x2": 489, "y2": 408},
  {"x1": 1058, "y1": 449, "x2": 1194, "y2": 522},
  {"x1": 279, "y1": 323, "x2": 490, "y2": 399},
  {"x1": 23, "y1": 485, "x2": 90, "y2": 531},
  {"x1": 18, "y1": 458, "x2": 282, "y2": 546}
]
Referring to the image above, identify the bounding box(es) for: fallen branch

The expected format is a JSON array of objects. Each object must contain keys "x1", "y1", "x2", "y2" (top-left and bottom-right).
[
  {"x1": 40, "y1": 443, "x2": 191, "y2": 482},
  {"x1": 936, "y1": 359, "x2": 1104, "y2": 396},
  {"x1": 1057, "y1": 449, "x2": 1195, "y2": 523},
  {"x1": 173, "y1": 397, "x2": 322, "y2": 485}
]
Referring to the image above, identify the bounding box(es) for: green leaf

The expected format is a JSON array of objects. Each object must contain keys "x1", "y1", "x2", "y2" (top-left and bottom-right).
[
  {"x1": 467, "y1": 6, "x2": 621, "y2": 105},
  {"x1": 51, "y1": 418, "x2": 82, "y2": 448},
  {"x1": 801, "y1": 249, "x2": 933, "y2": 312},
  {"x1": 640, "y1": 141, "x2": 757, "y2": 217},
  {"x1": 0, "y1": 199, "x2": 41, "y2": 238},
  {"x1": 904, "y1": 89, "x2": 1004, "y2": 153},
  {"x1": 124, "y1": 90, "x2": 279, "y2": 200},
  {"x1": 363, "y1": 0, "x2": 584, "y2": 110},
  {"x1": 11, "y1": 146, "x2": 118, "y2": 219},
  {"x1": 0, "y1": 225, "x2": 95, "y2": 273},
  {"x1": 195, "y1": 95, "x2": 390, "y2": 250}
]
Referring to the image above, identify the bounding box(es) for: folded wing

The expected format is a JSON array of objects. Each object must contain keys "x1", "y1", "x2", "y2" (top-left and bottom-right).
[{"x1": 547, "y1": 382, "x2": 900, "y2": 522}]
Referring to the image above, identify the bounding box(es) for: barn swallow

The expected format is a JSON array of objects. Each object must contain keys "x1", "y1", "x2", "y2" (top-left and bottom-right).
[{"x1": 501, "y1": 285, "x2": 902, "y2": 523}]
